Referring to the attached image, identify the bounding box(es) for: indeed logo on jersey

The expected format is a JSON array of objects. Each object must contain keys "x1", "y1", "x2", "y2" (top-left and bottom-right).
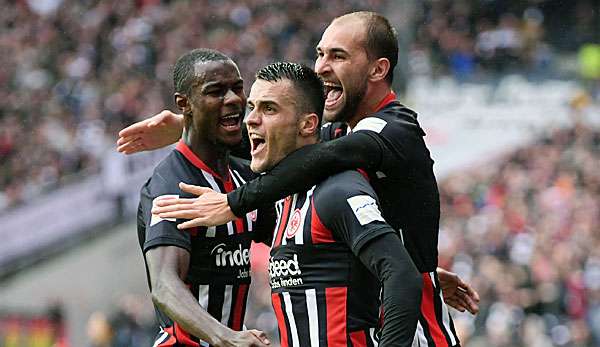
[
  {"x1": 210, "y1": 243, "x2": 250, "y2": 268},
  {"x1": 269, "y1": 254, "x2": 303, "y2": 288}
]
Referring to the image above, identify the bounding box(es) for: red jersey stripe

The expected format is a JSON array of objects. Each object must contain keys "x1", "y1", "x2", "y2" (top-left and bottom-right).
[
  {"x1": 222, "y1": 175, "x2": 245, "y2": 234},
  {"x1": 350, "y1": 330, "x2": 368, "y2": 347},
  {"x1": 421, "y1": 274, "x2": 449, "y2": 347},
  {"x1": 274, "y1": 198, "x2": 292, "y2": 247},
  {"x1": 271, "y1": 293, "x2": 289, "y2": 347},
  {"x1": 326, "y1": 287, "x2": 348, "y2": 347},
  {"x1": 231, "y1": 284, "x2": 249, "y2": 331},
  {"x1": 176, "y1": 141, "x2": 228, "y2": 180},
  {"x1": 310, "y1": 201, "x2": 335, "y2": 243},
  {"x1": 173, "y1": 322, "x2": 199, "y2": 346},
  {"x1": 157, "y1": 326, "x2": 177, "y2": 346}
]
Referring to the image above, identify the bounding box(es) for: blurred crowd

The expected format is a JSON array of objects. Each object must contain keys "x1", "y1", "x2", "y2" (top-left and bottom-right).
[
  {"x1": 2, "y1": 0, "x2": 599, "y2": 211},
  {"x1": 0, "y1": 0, "x2": 390, "y2": 211},
  {"x1": 438, "y1": 121, "x2": 600, "y2": 346},
  {"x1": 409, "y1": 0, "x2": 568, "y2": 81}
]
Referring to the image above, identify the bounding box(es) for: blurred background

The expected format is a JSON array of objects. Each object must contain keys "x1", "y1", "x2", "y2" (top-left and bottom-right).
[{"x1": 0, "y1": 0, "x2": 599, "y2": 346}]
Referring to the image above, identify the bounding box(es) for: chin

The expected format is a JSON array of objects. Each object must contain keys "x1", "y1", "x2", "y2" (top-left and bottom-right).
[{"x1": 250, "y1": 161, "x2": 265, "y2": 173}]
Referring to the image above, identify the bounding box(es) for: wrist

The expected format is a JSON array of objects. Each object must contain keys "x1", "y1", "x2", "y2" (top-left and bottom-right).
[{"x1": 208, "y1": 326, "x2": 234, "y2": 346}]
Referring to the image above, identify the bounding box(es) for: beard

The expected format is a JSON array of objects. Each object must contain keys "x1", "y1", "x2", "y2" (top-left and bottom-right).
[{"x1": 329, "y1": 76, "x2": 367, "y2": 124}]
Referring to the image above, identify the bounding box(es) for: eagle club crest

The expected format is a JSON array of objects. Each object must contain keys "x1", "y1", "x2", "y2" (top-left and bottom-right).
[{"x1": 286, "y1": 209, "x2": 302, "y2": 238}]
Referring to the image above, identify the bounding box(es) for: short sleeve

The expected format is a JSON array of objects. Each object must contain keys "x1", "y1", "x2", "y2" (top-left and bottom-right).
[
  {"x1": 139, "y1": 173, "x2": 191, "y2": 253},
  {"x1": 313, "y1": 171, "x2": 395, "y2": 255}
]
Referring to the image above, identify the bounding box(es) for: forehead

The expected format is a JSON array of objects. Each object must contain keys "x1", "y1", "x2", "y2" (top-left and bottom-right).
[
  {"x1": 317, "y1": 18, "x2": 367, "y2": 53},
  {"x1": 248, "y1": 79, "x2": 297, "y2": 107},
  {"x1": 193, "y1": 60, "x2": 241, "y2": 85}
]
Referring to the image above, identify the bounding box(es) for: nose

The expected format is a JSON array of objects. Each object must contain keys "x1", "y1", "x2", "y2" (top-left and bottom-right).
[
  {"x1": 223, "y1": 88, "x2": 244, "y2": 106},
  {"x1": 314, "y1": 55, "x2": 331, "y2": 76},
  {"x1": 245, "y1": 107, "x2": 260, "y2": 127}
]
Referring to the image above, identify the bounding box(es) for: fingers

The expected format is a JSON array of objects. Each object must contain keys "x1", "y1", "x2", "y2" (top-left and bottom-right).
[
  {"x1": 248, "y1": 330, "x2": 270, "y2": 345},
  {"x1": 460, "y1": 281, "x2": 480, "y2": 303},
  {"x1": 179, "y1": 182, "x2": 214, "y2": 196},
  {"x1": 158, "y1": 210, "x2": 200, "y2": 220},
  {"x1": 445, "y1": 297, "x2": 466, "y2": 312},
  {"x1": 445, "y1": 288, "x2": 479, "y2": 314},
  {"x1": 118, "y1": 118, "x2": 153, "y2": 138},
  {"x1": 178, "y1": 218, "x2": 207, "y2": 229},
  {"x1": 117, "y1": 137, "x2": 145, "y2": 154},
  {"x1": 153, "y1": 197, "x2": 195, "y2": 208}
]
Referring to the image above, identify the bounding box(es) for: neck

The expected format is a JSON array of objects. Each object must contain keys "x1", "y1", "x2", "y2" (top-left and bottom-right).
[
  {"x1": 182, "y1": 128, "x2": 229, "y2": 178},
  {"x1": 347, "y1": 83, "x2": 393, "y2": 129}
]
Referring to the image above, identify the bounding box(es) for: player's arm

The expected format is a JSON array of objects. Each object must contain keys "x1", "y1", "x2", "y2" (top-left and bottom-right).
[
  {"x1": 316, "y1": 172, "x2": 421, "y2": 347},
  {"x1": 117, "y1": 110, "x2": 251, "y2": 159},
  {"x1": 252, "y1": 204, "x2": 276, "y2": 245},
  {"x1": 151, "y1": 131, "x2": 385, "y2": 228},
  {"x1": 228, "y1": 130, "x2": 383, "y2": 216},
  {"x1": 359, "y1": 233, "x2": 421, "y2": 346},
  {"x1": 146, "y1": 246, "x2": 269, "y2": 347}
]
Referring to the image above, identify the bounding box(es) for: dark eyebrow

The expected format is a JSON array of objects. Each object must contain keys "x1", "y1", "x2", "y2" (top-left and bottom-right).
[{"x1": 202, "y1": 78, "x2": 244, "y2": 90}]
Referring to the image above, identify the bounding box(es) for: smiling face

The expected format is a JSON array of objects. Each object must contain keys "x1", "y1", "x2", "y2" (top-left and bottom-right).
[
  {"x1": 179, "y1": 59, "x2": 246, "y2": 147},
  {"x1": 245, "y1": 79, "x2": 302, "y2": 173},
  {"x1": 315, "y1": 17, "x2": 371, "y2": 123}
]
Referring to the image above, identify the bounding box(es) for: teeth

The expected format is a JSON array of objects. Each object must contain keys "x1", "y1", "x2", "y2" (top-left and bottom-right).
[{"x1": 222, "y1": 113, "x2": 239, "y2": 119}]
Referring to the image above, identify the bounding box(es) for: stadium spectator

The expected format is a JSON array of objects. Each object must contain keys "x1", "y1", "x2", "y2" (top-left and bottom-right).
[
  {"x1": 2, "y1": 0, "x2": 596, "y2": 210},
  {"x1": 438, "y1": 121, "x2": 600, "y2": 346}
]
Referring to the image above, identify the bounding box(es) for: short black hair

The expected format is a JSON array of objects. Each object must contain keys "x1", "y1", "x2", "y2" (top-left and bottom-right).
[
  {"x1": 173, "y1": 48, "x2": 232, "y2": 95},
  {"x1": 337, "y1": 11, "x2": 398, "y2": 84},
  {"x1": 255, "y1": 62, "x2": 324, "y2": 128}
]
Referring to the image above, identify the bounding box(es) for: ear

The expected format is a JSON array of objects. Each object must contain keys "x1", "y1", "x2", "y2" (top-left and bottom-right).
[
  {"x1": 174, "y1": 93, "x2": 191, "y2": 116},
  {"x1": 368, "y1": 58, "x2": 390, "y2": 83},
  {"x1": 298, "y1": 113, "x2": 320, "y2": 137}
]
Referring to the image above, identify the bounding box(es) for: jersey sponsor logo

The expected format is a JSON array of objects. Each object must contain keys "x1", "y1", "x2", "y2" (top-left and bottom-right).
[
  {"x1": 286, "y1": 209, "x2": 302, "y2": 238},
  {"x1": 150, "y1": 195, "x2": 178, "y2": 226},
  {"x1": 347, "y1": 195, "x2": 385, "y2": 226},
  {"x1": 210, "y1": 243, "x2": 250, "y2": 268},
  {"x1": 269, "y1": 254, "x2": 303, "y2": 288}
]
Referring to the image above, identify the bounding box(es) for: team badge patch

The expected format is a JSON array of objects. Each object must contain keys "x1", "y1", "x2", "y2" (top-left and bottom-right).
[
  {"x1": 248, "y1": 210, "x2": 258, "y2": 222},
  {"x1": 286, "y1": 209, "x2": 302, "y2": 238},
  {"x1": 347, "y1": 195, "x2": 385, "y2": 225},
  {"x1": 150, "y1": 195, "x2": 179, "y2": 226}
]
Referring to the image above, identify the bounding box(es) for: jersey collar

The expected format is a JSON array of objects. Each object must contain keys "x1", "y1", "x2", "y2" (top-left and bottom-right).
[
  {"x1": 374, "y1": 90, "x2": 397, "y2": 112},
  {"x1": 175, "y1": 140, "x2": 231, "y2": 182}
]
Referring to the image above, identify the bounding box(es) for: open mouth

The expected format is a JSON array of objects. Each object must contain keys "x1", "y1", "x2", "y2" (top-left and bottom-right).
[
  {"x1": 219, "y1": 113, "x2": 242, "y2": 130},
  {"x1": 323, "y1": 82, "x2": 343, "y2": 109},
  {"x1": 249, "y1": 133, "x2": 266, "y2": 156}
]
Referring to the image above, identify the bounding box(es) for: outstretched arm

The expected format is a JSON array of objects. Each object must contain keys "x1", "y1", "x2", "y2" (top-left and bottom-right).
[
  {"x1": 152, "y1": 131, "x2": 385, "y2": 228},
  {"x1": 117, "y1": 110, "x2": 184, "y2": 154},
  {"x1": 146, "y1": 246, "x2": 270, "y2": 347},
  {"x1": 228, "y1": 131, "x2": 383, "y2": 216},
  {"x1": 117, "y1": 110, "x2": 252, "y2": 159}
]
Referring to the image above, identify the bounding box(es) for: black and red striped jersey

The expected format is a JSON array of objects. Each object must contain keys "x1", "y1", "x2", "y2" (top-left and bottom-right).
[
  {"x1": 137, "y1": 141, "x2": 272, "y2": 347},
  {"x1": 269, "y1": 170, "x2": 396, "y2": 347},
  {"x1": 322, "y1": 94, "x2": 460, "y2": 347}
]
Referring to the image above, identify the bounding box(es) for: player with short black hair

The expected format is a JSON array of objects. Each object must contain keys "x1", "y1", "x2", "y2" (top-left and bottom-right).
[
  {"x1": 137, "y1": 48, "x2": 273, "y2": 347},
  {"x1": 246, "y1": 61, "x2": 422, "y2": 346}
]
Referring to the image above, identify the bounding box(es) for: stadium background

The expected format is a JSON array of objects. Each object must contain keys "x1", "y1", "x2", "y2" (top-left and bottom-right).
[{"x1": 1, "y1": 0, "x2": 599, "y2": 346}]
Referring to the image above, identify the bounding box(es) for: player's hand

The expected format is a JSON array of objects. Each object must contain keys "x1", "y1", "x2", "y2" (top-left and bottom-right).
[
  {"x1": 117, "y1": 110, "x2": 184, "y2": 154},
  {"x1": 437, "y1": 267, "x2": 480, "y2": 314},
  {"x1": 152, "y1": 182, "x2": 237, "y2": 229},
  {"x1": 220, "y1": 329, "x2": 270, "y2": 347}
]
